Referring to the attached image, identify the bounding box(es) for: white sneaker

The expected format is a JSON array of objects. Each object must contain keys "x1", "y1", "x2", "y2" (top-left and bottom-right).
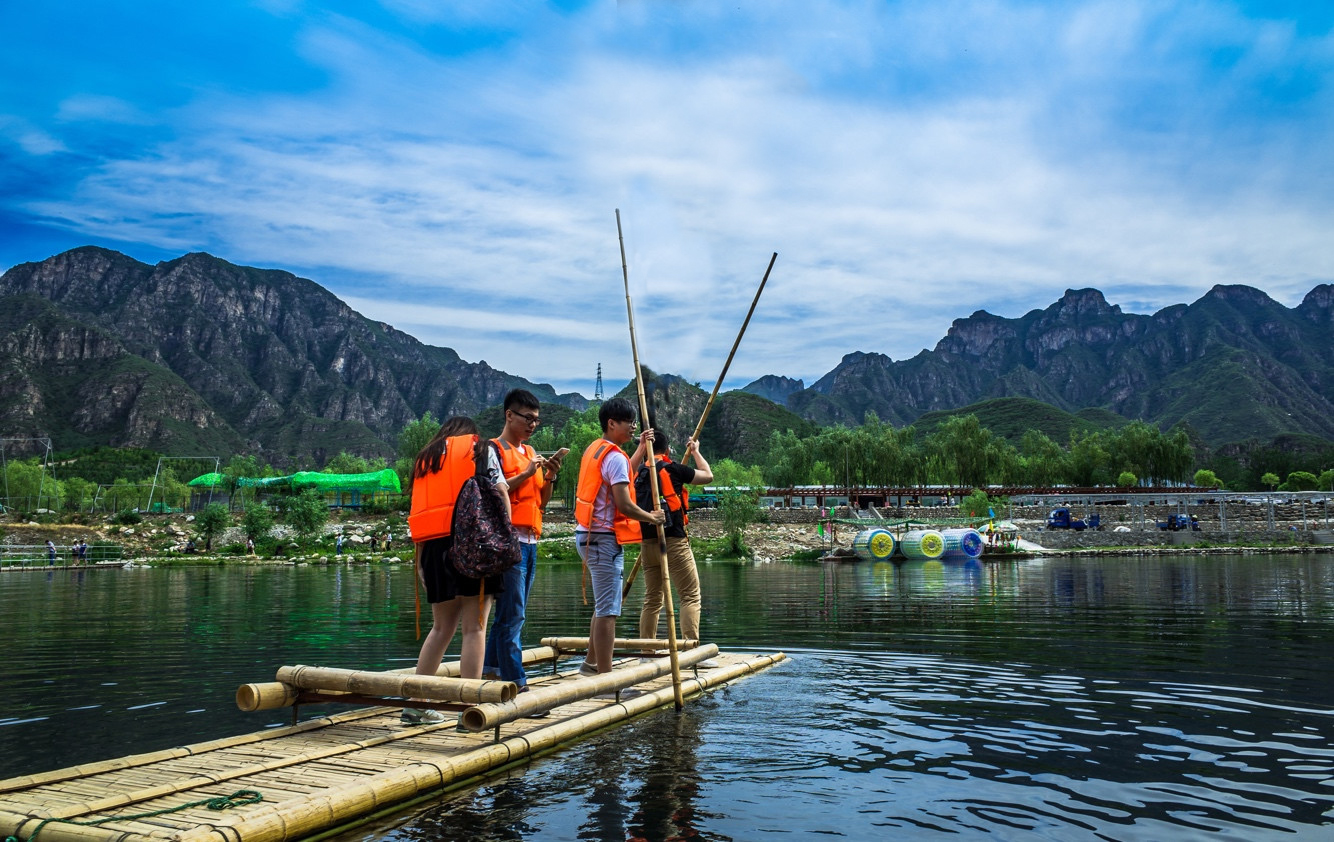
[
  {"x1": 697, "y1": 658, "x2": 721, "y2": 669},
  {"x1": 400, "y1": 708, "x2": 447, "y2": 725},
  {"x1": 577, "y1": 662, "x2": 599, "y2": 677}
]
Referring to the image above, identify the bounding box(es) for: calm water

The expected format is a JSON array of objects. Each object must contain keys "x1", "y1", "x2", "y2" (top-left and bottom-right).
[{"x1": 3, "y1": 555, "x2": 1334, "y2": 840}]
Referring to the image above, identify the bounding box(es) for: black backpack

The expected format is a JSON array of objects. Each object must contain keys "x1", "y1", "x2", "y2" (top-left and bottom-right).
[{"x1": 449, "y1": 445, "x2": 521, "y2": 579}]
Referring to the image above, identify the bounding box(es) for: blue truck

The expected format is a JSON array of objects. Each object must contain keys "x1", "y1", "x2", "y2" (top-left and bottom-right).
[
  {"x1": 1157, "y1": 514, "x2": 1200, "y2": 531},
  {"x1": 1046, "y1": 508, "x2": 1101, "y2": 531}
]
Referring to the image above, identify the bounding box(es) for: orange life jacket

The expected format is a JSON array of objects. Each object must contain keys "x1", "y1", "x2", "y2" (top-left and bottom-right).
[
  {"x1": 575, "y1": 438, "x2": 641, "y2": 545},
  {"x1": 407, "y1": 434, "x2": 476, "y2": 542},
  {"x1": 653, "y1": 455, "x2": 689, "y2": 527},
  {"x1": 491, "y1": 438, "x2": 545, "y2": 537}
]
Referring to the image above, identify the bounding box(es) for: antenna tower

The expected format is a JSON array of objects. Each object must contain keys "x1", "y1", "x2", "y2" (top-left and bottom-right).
[{"x1": 594, "y1": 363, "x2": 604, "y2": 402}]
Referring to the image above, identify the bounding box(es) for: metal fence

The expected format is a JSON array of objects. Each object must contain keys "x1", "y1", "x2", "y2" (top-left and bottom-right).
[{"x1": 0, "y1": 543, "x2": 124, "y2": 568}]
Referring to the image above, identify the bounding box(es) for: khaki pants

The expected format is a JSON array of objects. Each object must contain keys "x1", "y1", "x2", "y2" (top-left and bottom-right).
[{"x1": 638, "y1": 536, "x2": 702, "y2": 642}]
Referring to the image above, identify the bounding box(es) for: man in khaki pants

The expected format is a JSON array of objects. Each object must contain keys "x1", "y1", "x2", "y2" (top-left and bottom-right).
[{"x1": 631, "y1": 433, "x2": 717, "y2": 667}]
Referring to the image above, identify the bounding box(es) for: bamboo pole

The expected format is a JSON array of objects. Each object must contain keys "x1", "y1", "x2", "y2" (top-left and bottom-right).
[
  {"x1": 539, "y1": 637, "x2": 699, "y2": 651},
  {"x1": 274, "y1": 666, "x2": 516, "y2": 704},
  {"x1": 616, "y1": 208, "x2": 684, "y2": 711},
  {"x1": 460, "y1": 644, "x2": 720, "y2": 731},
  {"x1": 685, "y1": 251, "x2": 778, "y2": 462}
]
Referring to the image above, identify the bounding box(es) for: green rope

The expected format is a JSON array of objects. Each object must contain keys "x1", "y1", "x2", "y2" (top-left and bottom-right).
[{"x1": 5, "y1": 789, "x2": 262, "y2": 842}]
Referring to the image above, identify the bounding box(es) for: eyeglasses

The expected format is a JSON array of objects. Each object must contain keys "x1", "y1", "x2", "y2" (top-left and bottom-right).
[{"x1": 510, "y1": 410, "x2": 541, "y2": 427}]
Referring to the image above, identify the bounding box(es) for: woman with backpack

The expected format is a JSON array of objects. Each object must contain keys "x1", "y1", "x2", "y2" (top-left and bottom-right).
[{"x1": 404, "y1": 416, "x2": 510, "y2": 725}]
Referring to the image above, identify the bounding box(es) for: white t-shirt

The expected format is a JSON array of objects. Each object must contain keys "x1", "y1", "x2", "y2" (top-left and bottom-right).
[
  {"x1": 576, "y1": 445, "x2": 630, "y2": 533},
  {"x1": 487, "y1": 445, "x2": 538, "y2": 545}
]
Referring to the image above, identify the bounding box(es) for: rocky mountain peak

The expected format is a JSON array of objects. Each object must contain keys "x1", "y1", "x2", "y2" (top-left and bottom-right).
[
  {"x1": 1297, "y1": 284, "x2": 1334, "y2": 326},
  {"x1": 741, "y1": 374, "x2": 805, "y2": 404},
  {"x1": 1048, "y1": 288, "x2": 1120, "y2": 321}
]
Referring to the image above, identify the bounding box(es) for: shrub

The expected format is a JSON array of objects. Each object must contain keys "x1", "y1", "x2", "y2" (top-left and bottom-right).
[{"x1": 113, "y1": 509, "x2": 142, "y2": 526}]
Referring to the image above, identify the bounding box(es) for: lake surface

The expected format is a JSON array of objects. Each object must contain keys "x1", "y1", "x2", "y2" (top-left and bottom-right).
[{"x1": 3, "y1": 554, "x2": 1334, "y2": 840}]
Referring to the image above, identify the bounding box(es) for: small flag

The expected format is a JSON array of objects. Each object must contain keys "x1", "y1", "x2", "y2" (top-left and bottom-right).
[
  {"x1": 816, "y1": 522, "x2": 825, "y2": 538},
  {"x1": 988, "y1": 508, "x2": 995, "y2": 519}
]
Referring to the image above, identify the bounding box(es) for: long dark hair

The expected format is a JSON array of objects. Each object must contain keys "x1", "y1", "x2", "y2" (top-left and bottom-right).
[{"x1": 413, "y1": 416, "x2": 482, "y2": 479}]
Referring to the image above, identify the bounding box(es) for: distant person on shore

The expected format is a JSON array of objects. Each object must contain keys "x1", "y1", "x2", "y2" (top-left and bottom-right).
[
  {"x1": 336, "y1": 533, "x2": 344, "y2": 556},
  {"x1": 370, "y1": 533, "x2": 378, "y2": 551},
  {"x1": 630, "y1": 433, "x2": 717, "y2": 667},
  {"x1": 385, "y1": 530, "x2": 392, "y2": 552},
  {"x1": 246, "y1": 537, "x2": 255, "y2": 555},
  {"x1": 483, "y1": 389, "x2": 564, "y2": 703},
  {"x1": 404, "y1": 415, "x2": 508, "y2": 725},
  {"x1": 46, "y1": 540, "x2": 56, "y2": 566},
  {"x1": 573, "y1": 398, "x2": 665, "y2": 676}
]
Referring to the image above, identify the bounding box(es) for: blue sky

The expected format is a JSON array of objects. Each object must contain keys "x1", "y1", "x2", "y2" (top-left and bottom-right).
[{"x1": 3, "y1": 1, "x2": 1332, "y2": 398}]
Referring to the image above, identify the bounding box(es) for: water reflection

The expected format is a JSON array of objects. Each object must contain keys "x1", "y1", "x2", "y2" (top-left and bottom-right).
[{"x1": 3, "y1": 555, "x2": 1334, "y2": 840}]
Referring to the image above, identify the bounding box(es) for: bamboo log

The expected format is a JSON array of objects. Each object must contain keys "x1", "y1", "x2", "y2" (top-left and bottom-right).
[
  {"x1": 239, "y1": 647, "x2": 561, "y2": 711},
  {"x1": 275, "y1": 666, "x2": 516, "y2": 704},
  {"x1": 459, "y1": 643, "x2": 719, "y2": 731},
  {"x1": 539, "y1": 637, "x2": 699, "y2": 651},
  {"x1": 236, "y1": 682, "x2": 300, "y2": 712}
]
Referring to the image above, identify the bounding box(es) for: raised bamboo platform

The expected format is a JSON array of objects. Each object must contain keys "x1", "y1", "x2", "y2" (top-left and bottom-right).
[{"x1": 0, "y1": 644, "x2": 785, "y2": 842}]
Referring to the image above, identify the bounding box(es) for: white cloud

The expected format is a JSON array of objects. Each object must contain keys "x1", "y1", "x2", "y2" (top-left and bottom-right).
[{"x1": 18, "y1": 0, "x2": 1334, "y2": 396}]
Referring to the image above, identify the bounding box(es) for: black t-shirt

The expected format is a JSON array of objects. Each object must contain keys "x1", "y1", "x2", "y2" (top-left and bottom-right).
[{"x1": 634, "y1": 458, "x2": 697, "y2": 540}]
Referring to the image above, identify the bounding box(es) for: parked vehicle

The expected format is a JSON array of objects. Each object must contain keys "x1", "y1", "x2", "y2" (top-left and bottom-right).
[
  {"x1": 1047, "y1": 508, "x2": 1101, "y2": 531},
  {"x1": 1157, "y1": 514, "x2": 1200, "y2": 531}
]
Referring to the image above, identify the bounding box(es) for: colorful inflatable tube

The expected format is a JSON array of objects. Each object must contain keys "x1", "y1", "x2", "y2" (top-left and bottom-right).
[
  {"x1": 852, "y1": 528, "x2": 897, "y2": 561},
  {"x1": 900, "y1": 529, "x2": 945, "y2": 560},
  {"x1": 940, "y1": 527, "x2": 985, "y2": 560}
]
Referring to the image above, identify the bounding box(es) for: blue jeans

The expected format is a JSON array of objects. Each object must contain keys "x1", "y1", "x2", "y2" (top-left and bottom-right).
[{"x1": 484, "y1": 541, "x2": 538, "y2": 686}]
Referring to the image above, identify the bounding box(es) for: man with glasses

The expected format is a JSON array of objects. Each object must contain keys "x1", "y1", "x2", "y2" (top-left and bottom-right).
[
  {"x1": 484, "y1": 389, "x2": 562, "y2": 708},
  {"x1": 574, "y1": 398, "x2": 666, "y2": 676}
]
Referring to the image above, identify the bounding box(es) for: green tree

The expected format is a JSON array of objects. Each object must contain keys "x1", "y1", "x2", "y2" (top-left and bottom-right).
[
  {"x1": 1, "y1": 459, "x2": 54, "y2": 511},
  {"x1": 1193, "y1": 469, "x2": 1221, "y2": 488},
  {"x1": 764, "y1": 429, "x2": 814, "y2": 488},
  {"x1": 1320, "y1": 469, "x2": 1334, "y2": 492},
  {"x1": 282, "y1": 488, "x2": 330, "y2": 542},
  {"x1": 1261, "y1": 471, "x2": 1280, "y2": 491},
  {"x1": 324, "y1": 451, "x2": 382, "y2": 474},
  {"x1": 1117, "y1": 471, "x2": 1138, "y2": 488},
  {"x1": 241, "y1": 503, "x2": 275, "y2": 543},
  {"x1": 1019, "y1": 430, "x2": 1067, "y2": 486},
  {"x1": 711, "y1": 459, "x2": 765, "y2": 488},
  {"x1": 718, "y1": 488, "x2": 762, "y2": 556},
  {"x1": 1286, "y1": 471, "x2": 1319, "y2": 491},
  {"x1": 960, "y1": 489, "x2": 998, "y2": 518},
  {"x1": 61, "y1": 476, "x2": 97, "y2": 513},
  {"x1": 195, "y1": 503, "x2": 230, "y2": 552},
  {"x1": 925, "y1": 415, "x2": 995, "y2": 487},
  {"x1": 396, "y1": 412, "x2": 441, "y2": 487},
  {"x1": 1066, "y1": 432, "x2": 1111, "y2": 487}
]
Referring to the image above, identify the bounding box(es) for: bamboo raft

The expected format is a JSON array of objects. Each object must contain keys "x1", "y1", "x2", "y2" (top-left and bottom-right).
[{"x1": 0, "y1": 642, "x2": 785, "y2": 842}]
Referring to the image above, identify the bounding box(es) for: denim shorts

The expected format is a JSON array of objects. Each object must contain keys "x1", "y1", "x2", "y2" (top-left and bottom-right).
[{"x1": 577, "y1": 531, "x2": 624, "y2": 618}]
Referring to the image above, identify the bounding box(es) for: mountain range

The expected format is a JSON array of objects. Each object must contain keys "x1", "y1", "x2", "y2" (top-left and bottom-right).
[
  {"x1": 3, "y1": 246, "x2": 1331, "y2": 466},
  {"x1": 749, "y1": 285, "x2": 1334, "y2": 446},
  {"x1": 0, "y1": 247, "x2": 585, "y2": 465}
]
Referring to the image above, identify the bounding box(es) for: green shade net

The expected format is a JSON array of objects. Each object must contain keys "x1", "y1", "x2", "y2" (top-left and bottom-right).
[
  {"x1": 231, "y1": 469, "x2": 402, "y2": 494},
  {"x1": 187, "y1": 472, "x2": 225, "y2": 488}
]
